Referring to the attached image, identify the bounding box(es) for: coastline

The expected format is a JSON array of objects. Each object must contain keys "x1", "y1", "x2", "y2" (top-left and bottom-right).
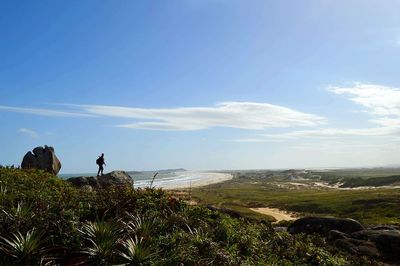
[{"x1": 136, "y1": 171, "x2": 233, "y2": 189}]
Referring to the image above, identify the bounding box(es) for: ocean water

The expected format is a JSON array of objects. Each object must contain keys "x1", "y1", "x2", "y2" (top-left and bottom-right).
[
  {"x1": 132, "y1": 171, "x2": 217, "y2": 188},
  {"x1": 59, "y1": 171, "x2": 232, "y2": 189}
]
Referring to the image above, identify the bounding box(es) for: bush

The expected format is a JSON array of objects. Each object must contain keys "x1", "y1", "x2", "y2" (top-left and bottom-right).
[{"x1": 0, "y1": 169, "x2": 368, "y2": 265}]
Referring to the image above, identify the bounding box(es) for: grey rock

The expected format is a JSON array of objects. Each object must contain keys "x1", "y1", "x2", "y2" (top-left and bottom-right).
[
  {"x1": 334, "y1": 238, "x2": 380, "y2": 258},
  {"x1": 351, "y1": 229, "x2": 400, "y2": 260},
  {"x1": 370, "y1": 225, "x2": 400, "y2": 231},
  {"x1": 287, "y1": 216, "x2": 364, "y2": 235},
  {"x1": 21, "y1": 145, "x2": 61, "y2": 175},
  {"x1": 66, "y1": 171, "x2": 133, "y2": 189},
  {"x1": 327, "y1": 230, "x2": 350, "y2": 241},
  {"x1": 289, "y1": 217, "x2": 400, "y2": 261},
  {"x1": 98, "y1": 171, "x2": 133, "y2": 187},
  {"x1": 81, "y1": 185, "x2": 94, "y2": 192}
]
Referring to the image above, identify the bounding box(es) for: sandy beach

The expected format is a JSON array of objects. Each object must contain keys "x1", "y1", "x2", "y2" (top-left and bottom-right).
[
  {"x1": 134, "y1": 171, "x2": 233, "y2": 189},
  {"x1": 250, "y1": 207, "x2": 298, "y2": 223}
]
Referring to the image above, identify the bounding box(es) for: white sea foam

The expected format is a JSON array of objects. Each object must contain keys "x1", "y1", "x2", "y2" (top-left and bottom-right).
[{"x1": 132, "y1": 171, "x2": 232, "y2": 189}]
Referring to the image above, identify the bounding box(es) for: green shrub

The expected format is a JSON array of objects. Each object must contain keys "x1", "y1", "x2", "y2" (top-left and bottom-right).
[{"x1": 0, "y1": 168, "x2": 371, "y2": 265}]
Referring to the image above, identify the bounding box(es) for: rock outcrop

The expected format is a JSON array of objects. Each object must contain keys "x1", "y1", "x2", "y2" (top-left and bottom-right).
[
  {"x1": 98, "y1": 171, "x2": 133, "y2": 187},
  {"x1": 350, "y1": 229, "x2": 400, "y2": 260},
  {"x1": 288, "y1": 216, "x2": 364, "y2": 235},
  {"x1": 288, "y1": 216, "x2": 400, "y2": 262},
  {"x1": 21, "y1": 145, "x2": 61, "y2": 175},
  {"x1": 66, "y1": 171, "x2": 133, "y2": 190}
]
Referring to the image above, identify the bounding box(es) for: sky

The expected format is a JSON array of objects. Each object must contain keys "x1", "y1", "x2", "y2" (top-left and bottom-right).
[{"x1": 0, "y1": 0, "x2": 399, "y2": 173}]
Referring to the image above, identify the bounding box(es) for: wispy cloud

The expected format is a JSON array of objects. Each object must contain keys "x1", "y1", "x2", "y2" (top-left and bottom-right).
[
  {"x1": 0, "y1": 102, "x2": 325, "y2": 131},
  {"x1": 18, "y1": 128, "x2": 39, "y2": 138},
  {"x1": 329, "y1": 83, "x2": 400, "y2": 129},
  {"x1": 4, "y1": 83, "x2": 399, "y2": 137},
  {"x1": 234, "y1": 83, "x2": 400, "y2": 142},
  {"x1": 0, "y1": 105, "x2": 95, "y2": 117},
  {"x1": 70, "y1": 102, "x2": 326, "y2": 131},
  {"x1": 232, "y1": 127, "x2": 400, "y2": 142},
  {"x1": 262, "y1": 127, "x2": 399, "y2": 140},
  {"x1": 328, "y1": 83, "x2": 400, "y2": 117}
]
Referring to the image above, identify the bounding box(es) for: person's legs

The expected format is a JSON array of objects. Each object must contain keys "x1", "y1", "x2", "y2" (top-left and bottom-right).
[
  {"x1": 100, "y1": 165, "x2": 104, "y2": 176},
  {"x1": 97, "y1": 166, "x2": 101, "y2": 176}
]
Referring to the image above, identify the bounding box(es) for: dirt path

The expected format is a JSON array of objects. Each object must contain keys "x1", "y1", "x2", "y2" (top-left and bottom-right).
[{"x1": 250, "y1": 207, "x2": 298, "y2": 222}]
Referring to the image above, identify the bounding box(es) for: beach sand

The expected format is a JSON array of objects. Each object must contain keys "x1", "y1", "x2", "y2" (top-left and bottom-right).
[
  {"x1": 138, "y1": 171, "x2": 233, "y2": 189},
  {"x1": 250, "y1": 207, "x2": 298, "y2": 223}
]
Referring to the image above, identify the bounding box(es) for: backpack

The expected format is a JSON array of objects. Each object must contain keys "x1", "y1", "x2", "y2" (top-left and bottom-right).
[{"x1": 96, "y1": 157, "x2": 101, "y2": 165}]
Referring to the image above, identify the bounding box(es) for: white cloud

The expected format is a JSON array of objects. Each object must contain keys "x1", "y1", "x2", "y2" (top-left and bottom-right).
[
  {"x1": 328, "y1": 83, "x2": 400, "y2": 117},
  {"x1": 0, "y1": 102, "x2": 324, "y2": 131},
  {"x1": 232, "y1": 126, "x2": 400, "y2": 142},
  {"x1": 77, "y1": 102, "x2": 325, "y2": 131},
  {"x1": 18, "y1": 128, "x2": 39, "y2": 138},
  {"x1": 234, "y1": 83, "x2": 400, "y2": 142},
  {"x1": 230, "y1": 137, "x2": 285, "y2": 143},
  {"x1": 264, "y1": 127, "x2": 399, "y2": 140},
  {"x1": 0, "y1": 105, "x2": 95, "y2": 117},
  {"x1": 369, "y1": 117, "x2": 400, "y2": 127}
]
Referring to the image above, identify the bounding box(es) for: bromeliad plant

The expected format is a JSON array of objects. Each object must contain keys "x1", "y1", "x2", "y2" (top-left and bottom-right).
[
  {"x1": 2, "y1": 201, "x2": 35, "y2": 231},
  {"x1": 78, "y1": 220, "x2": 123, "y2": 265},
  {"x1": 123, "y1": 213, "x2": 159, "y2": 241},
  {"x1": 0, "y1": 228, "x2": 42, "y2": 265},
  {"x1": 119, "y1": 235, "x2": 155, "y2": 265}
]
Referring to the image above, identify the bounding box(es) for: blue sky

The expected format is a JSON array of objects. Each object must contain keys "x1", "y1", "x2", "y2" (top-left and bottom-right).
[{"x1": 1, "y1": 1, "x2": 399, "y2": 173}]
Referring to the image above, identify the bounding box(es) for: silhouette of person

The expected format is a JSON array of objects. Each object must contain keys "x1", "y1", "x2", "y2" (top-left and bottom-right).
[{"x1": 96, "y1": 153, "x2": 106, "y2": 176}]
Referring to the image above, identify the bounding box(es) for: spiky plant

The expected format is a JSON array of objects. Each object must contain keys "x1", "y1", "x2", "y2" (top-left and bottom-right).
[
  {"x1": 0, "y1": 228, "x2": 42, "y2": 265},
  {"x1": 0, "y1": 184, "x2": 6, "y2": 205},
  {"x1": 2, "y1": 201, "x2": 35, "y2": 227},
  {"x1": 0, "y1": 184, "x2": 7, "y2": 196},
  {"x1": 123, "y1": 213, "x2": 157, "y2": 240},
  {"x1": 118, "y1": 235, "x2": 155, "y2": 265},
  {"x1": 79, "y1": 220, "x2": 123, "y2": 264}
]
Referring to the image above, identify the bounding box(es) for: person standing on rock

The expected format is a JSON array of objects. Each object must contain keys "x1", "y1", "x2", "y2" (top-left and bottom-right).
[{"x1": 96, "y1": 153, "x2": 106, "y2": 176}]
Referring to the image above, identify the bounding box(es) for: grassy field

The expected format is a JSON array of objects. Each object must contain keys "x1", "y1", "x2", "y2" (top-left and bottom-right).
[{"x1": 191, "y1": 169, "x2": 400, "y2": 225}]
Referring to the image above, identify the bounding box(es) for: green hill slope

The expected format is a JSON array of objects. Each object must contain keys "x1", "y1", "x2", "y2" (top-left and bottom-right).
[{"x1": 0, "y1": 168, "x2": 369, "y2": 265}]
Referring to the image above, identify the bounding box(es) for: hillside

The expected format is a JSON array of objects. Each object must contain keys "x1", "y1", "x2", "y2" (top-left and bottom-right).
[
  {"x1": 339, "y1": 175, "x2": 400, "y2": 188},
  {"x1": 193, "y1": 170, "x2": 400, "y2": 225},
  {"x1": 0, "y1": 168, "x2": 368, "y2": 265}
]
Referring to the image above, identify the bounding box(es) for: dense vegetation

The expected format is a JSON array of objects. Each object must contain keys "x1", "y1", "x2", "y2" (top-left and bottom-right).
[
  {"x1": 315, "y1": 168, "x2": 400, "y2": 186},
  {"x1": 192, "y1": 172, "x2": 400, "y2": 225},
  {"x1": 0, "y1": 168, "x2": 375, "y2": 265},
  {"x1": 339, "y1": 175, "x2": 400, "y2": 188}
]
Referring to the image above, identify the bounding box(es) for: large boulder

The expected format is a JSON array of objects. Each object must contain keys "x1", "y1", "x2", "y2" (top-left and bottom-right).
[
  {"x1": 66, "y1": 171, "x2": 133, "y2": 190},
  {"x1": 98, "y1": 171, "x2": 133, "y2": 187},
  {"x1": 333, "y1": 238, "x2": 380, "y2": 258},
  {"x1": 327, "y1": 229, "x2": 350, "y2": 241},
  {"x1": 351, "y1": 229, "x2": 400, "y2": 260},
  {"x1": 328, "y1": 229, "x2": 400, "y2": 261},
  {"x1": 21, "y1": 145, "x2": 61, "y2": 175},
  {"x1": 288, "y1": 217, "x2": 400, "y2": 262},
  {"x1": 288, "y1": 216, "x2": 364, "y2": 235}
]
